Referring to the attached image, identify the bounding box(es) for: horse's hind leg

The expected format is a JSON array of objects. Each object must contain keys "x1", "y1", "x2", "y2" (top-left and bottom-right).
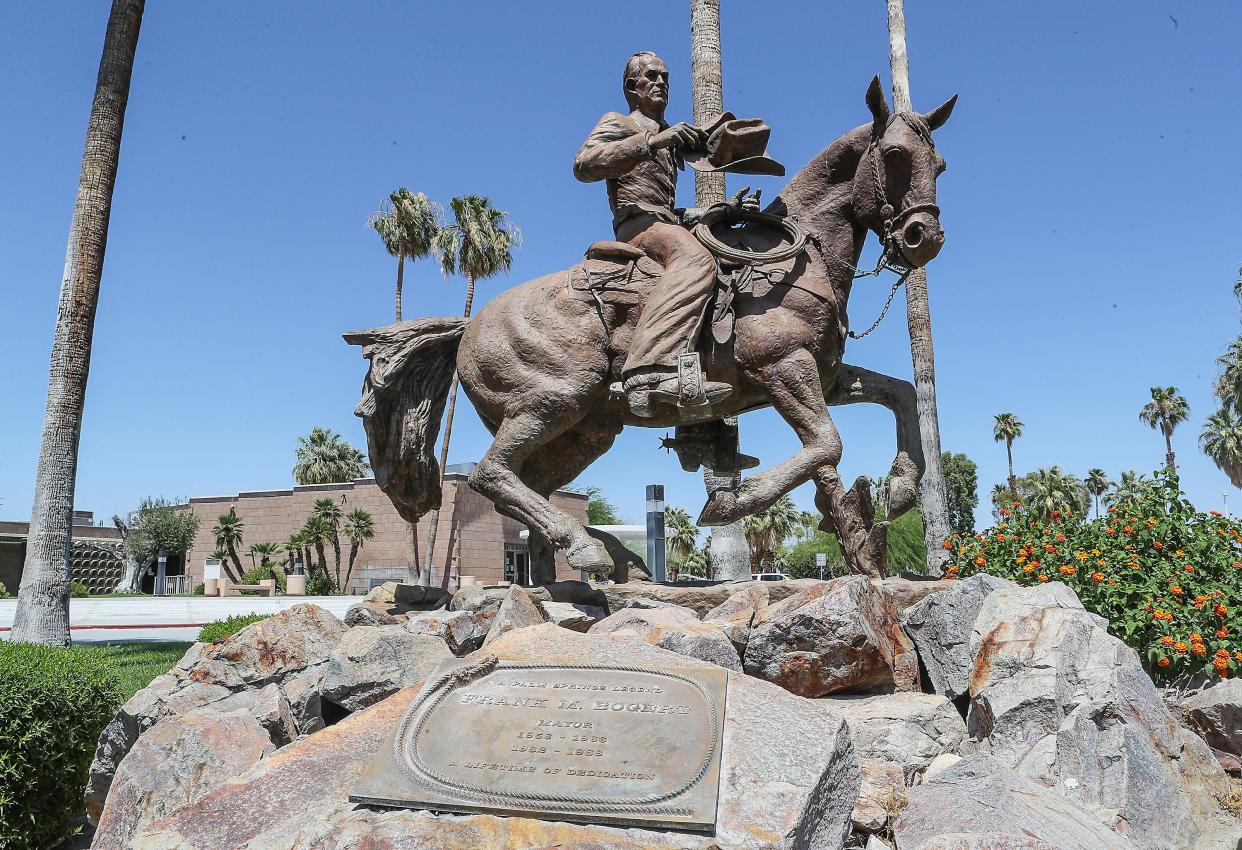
[{"x1": 469, "y1": 413, "x2": 610, "y2": 579}]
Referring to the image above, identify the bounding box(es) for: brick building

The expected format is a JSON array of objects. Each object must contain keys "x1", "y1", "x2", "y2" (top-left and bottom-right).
[{"x1": 184, "y1": 464, "x2": 588, "y2": 593}]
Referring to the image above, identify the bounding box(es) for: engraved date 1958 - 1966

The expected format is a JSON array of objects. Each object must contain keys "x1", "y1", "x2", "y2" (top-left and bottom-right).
[{"x1": 514, "y1": 727, "x2": 607, "y2": 757}]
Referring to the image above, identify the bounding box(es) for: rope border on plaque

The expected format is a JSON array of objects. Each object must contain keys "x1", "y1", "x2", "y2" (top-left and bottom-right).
[{"x1": 391, "y1": 658, "x2": 722, "y2": 816}]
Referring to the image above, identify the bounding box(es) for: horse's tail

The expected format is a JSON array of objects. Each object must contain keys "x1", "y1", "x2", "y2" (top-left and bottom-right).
[{"x1": 344, "y1": 316, "x2": 468, "y2": 523}]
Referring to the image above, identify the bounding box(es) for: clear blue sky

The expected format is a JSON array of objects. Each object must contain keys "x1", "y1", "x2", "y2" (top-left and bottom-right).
[{"x1": 2, "y1": 1, "x2": 1240, "y2": 531}]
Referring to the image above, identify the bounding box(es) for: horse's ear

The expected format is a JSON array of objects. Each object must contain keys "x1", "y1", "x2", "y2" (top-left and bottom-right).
[
  {"x1": 866, "y1": 76, "x2": 890, "y2": 127},
  {"x1": 923, "y1": 94, "x2": 958, "y2": 132}
]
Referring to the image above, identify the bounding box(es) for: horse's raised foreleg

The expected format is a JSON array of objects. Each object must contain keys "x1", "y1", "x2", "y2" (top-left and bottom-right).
[
  {"x1": 824, "y1": 363, "x2": 925, "y2": 521},
  {"x1": 469, "y1": 413, "x2": 609, "y2": 581},
  {"x1": 699, "y1": 349, "x2": 841, "y2": 525}
]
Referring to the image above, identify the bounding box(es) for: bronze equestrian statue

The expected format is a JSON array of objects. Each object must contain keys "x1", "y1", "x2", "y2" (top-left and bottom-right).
[{"x1": 347, "y1": 56, "x2": 956, "y2": 583}]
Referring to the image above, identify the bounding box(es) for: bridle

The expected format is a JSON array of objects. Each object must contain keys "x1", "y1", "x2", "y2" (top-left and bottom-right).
[{"x1": 866, "y1": 112, "x2": 940, "y2": 272}]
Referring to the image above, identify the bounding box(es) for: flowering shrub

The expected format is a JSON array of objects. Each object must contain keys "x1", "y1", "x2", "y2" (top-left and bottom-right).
[{"x1": 948, "y1": 470, "x2": 1242, "y2": 685}]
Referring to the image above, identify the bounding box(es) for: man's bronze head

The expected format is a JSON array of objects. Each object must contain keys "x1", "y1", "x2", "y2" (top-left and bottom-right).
[{"x1": 623, "y1": 51, "x2": 668, "y2": 118}]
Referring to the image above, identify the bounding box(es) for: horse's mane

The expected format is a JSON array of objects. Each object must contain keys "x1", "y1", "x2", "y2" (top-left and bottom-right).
[{"x1": 772, "y1": 122, "x2": 872, "y2": 225}]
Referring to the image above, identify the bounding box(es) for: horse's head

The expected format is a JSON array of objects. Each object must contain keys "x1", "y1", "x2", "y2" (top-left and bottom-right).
[{"x1": 852, "y1": 76, "x2": 957, "y2": 269}]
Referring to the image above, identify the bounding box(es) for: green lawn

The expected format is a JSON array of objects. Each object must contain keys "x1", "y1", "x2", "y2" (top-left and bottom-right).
[{"x1": 93, "y1": 641, "x2": 193, "y2": 703}]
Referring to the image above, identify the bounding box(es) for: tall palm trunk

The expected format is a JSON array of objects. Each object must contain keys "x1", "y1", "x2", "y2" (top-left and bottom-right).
[
  {"x1": 331, "y1": 536, "x2": 343, "y2": 590},
  {"x1": 13, "y1": 0, "x2": 144, "y2": 645},
  {"x1": 690, "y1": 0, "x2": 749, "y2": 582},
  {"x1": 885, "y1": 0, "x2": 950, "y2": 575},
  {"x1": 690, "y1": 0, "x2": 725, "y2": 206},
  {"x1": 424, "y1": 274, "x2": 477, "y2": 587},
  {"x1": 1165, "y1": 431, "x2": 1176, "y2": 474},
  {"x1": 1006, "y1": 440, "x2": 1017, "y2": 500},
  {"x1": 314, "y1": 540, "x2": 327, "y2": 576},
  {"x1": 347, "y1": 542, "x2": 360, "y2": 589},
  {"x1": 225, "y1": 542, "x2": 244, "y2": 580},
  {"x1": 395, "y1": 252, "x2": 405, "y2": 321}
]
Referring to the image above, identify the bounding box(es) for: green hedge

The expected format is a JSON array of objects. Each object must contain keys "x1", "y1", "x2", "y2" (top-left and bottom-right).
[
  {"x1": 199, "y1": 613, "x2": 267, "y2": 643},
  {"x1": 70, "y1": 580, "x2": 91, "y2": 598},
  {"x1": 0, "y1": 643, "x2": 121, "y2": 850}
]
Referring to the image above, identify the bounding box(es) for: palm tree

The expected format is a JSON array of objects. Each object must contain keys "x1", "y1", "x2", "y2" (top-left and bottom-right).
[
  {"x1": 311, "y1": 497, "x2": 345, "y2": 588},
  {"x1": 1201, "y1": 409, "x2": 1242, "y2": 489},
  {"x1": 293, "y1": 426, "x2": 369, "y2": 486},
  {"x1": 302, "y1": 515, "x2": 332, "y2": 578},
  {"x1": 1106, "y1": 470, "x2": 1154, "y2": 511},
  {"x1": 211, "y1": 508, "x2": 245, "y2": 581},
  {"x1": 1140, "y1": 386, "x2": 1190, "y2": 474},
  {"x1": 343, "y1": 509, "x2": 376, "y2": 590},
  {"x1": 992, "y1": 413, "x2": 1024, "y2": 499},
  {"x1": 367, "y1": 188, "x2": 441, "y2": 322},
  {"x1": 249, "y1": 542, "x2": 279, "y2": 570},
  {"x1": 743, "y1": 496, "x2": 800, "y2": 572},
  {"x1": 989, "y1": 482, "x2": 1012, "y2": 520},
  {"x1": 1085, "y1": 469, "x2": 1111, "y2": 519},
  {"x1": 883, "y1": 0, "x2": 951, "y2": 576},
  {"x1": 420, "y1": 196, "x2": 521, "y2": 584},
  {"x1": 1215, "y1": 337, "x2": 1242, "y2": 415},
  {"x1": 280, "y1": 533, "x2": 306, "y2": 574},
  {"x1": 12, "y1": 0, "x2": 146, "y2": 646},
  {"x1": 665, "y1": 507, "x2": 699, "y2": 582},
  {"x1": 1020, "y1": 466, "x2": 1089, "y2": 523},
  {"x1": 689, "y1": 0, "x2": 725, "y2": 207}
]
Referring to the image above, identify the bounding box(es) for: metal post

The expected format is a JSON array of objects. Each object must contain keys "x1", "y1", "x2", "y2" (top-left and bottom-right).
[
  {"x1": 646, "y1": 485, "x2": 666, "y2": 583},
  {"x1": 155, "y1": 549, "x2": 168, "y2": 597}
]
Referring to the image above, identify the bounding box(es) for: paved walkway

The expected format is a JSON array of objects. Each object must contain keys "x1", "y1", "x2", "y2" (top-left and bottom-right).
[{"x1": 0, "y1": 596, "x2": 357, "y2": 642}]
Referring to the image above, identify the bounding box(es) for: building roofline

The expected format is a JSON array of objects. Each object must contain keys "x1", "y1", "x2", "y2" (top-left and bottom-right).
[{"x1": 188, "y1": 473, "x2": 586, "y2": 504}]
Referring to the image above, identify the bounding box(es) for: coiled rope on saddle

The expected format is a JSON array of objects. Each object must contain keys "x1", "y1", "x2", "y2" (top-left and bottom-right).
[{"x1": 691, "y1": 208, "x2": 808, "y2": 266}]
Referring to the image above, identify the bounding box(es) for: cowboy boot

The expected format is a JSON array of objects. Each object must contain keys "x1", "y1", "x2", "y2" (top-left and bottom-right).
[{"x1": 622, "y1": 354, "x2": 731, "y2": 418}]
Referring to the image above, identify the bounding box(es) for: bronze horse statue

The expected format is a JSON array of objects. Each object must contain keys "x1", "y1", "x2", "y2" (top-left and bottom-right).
[{"x1": 347, "y1": 78, "x2": 956, "y2": 582}]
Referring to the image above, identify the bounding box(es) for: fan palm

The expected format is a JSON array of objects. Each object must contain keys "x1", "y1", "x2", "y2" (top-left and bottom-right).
[
  {"x1": 989, "y1": 482, "x2": 1012, "y2": 520},
  {"x1": 1085, "y1": 469, "x2": 1111, "y2": 519},
  {"x1": 13, "y1": 0, "x2": 146, "y2": 646},
  {"x1": 293, "y1": 426, "x2": 369, "y2": 486},
  {"x1": 1140, "y1": 387, "x2": 1190, "y2": 474},
  {"x1": 1106, "y1": 470, "x2": 1154, "y2": 511},
  {"x1": 1020, "y1": 466, "x2": 1089, "y2": 522},
  {"x1": 343, "y1": 509, "x2": 376, "y2": 590},
  {"x1": 665, "y1": 506, "x2": 699, "y2": 582},
  {"x1": 212, "y1": 508, "x2": 245, "y2": 582},
  {"x1": 1201, "y1": 409, "x2": 1242, "y2": 489},
  {"x1": 302, "y1": 515, "x2": 332, "y2": 577},
  {"x1": 743, "y1": 496, "x2": 800, "y2": 572},
  {"x1": 1215, "y1": 337, "x2": 1242, "y2": 416},
  {"x1": 992, "y1": 413, "x2": 1024, "y2": 499},
  {"x1": 367, "y1": 188, "x2": 440, "y2": 322},
  {"x1": 312, "y1": 497, "x2": 345, "y2": 587},
  {"x1": 421, "y1": 196, "x2": 521, "y2": 584},
  {"x1": 280, "y1": 533, "x2": 307, "y2": 574},
  {"x1": 248, "y1": 542, "x2": 279, "y2": 571}
]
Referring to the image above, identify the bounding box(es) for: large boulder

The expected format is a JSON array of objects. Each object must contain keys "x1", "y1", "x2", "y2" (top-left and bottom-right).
[
  {"x1": 320, "y1": 625, "x2": 453, "y2": 713},
  {"x1": 744, "y1": 575, "x2": 919, "y2": 697},
  {"x1": 1182, "y1": 679, "x2": 1242, "y2": 759},
  {"x1": 969, "y1": 583, "x2": 1228, "y2": 850},
  {"x1": 91, "y1": 708, "x2": 275, "y2": 850},
  {"x1": 539, "y1": 600, "x2": 606, "y2": 632},
  {"x1": 85, "y1": 604, "x2": 346, "y2": 823},
  {"x1": 481, "y1": 585, "x2": 548, "y2": 647},
  {"x1": 893, "y1": 755, "x2": 1138, "y2": 850},
  {"x1": 588, "y1": 605, "x2": 741, "y2": 671},
  {"x1": 902, "y1": 574, "x2": 1012, "y2": 699},
  {"x1": 126, "y1": 625, "x2": 860, "y2": 850},
  {"x1": 404, "y1": 607, "x2": 496, "y2": 655},
  {"x1": 827, "y1": 692, "x2": 967, "y2": 783},
  {"x1": 876, "y1": 576, "x2": 958, "y2": 617},
  {"x1": 703, "y1": 583, "x2": 769, "y2": 654}
]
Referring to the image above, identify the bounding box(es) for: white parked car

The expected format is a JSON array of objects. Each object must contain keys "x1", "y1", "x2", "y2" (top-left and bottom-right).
[{"x1": 751, "y1": 572, "x2": 790, "y2": 582}]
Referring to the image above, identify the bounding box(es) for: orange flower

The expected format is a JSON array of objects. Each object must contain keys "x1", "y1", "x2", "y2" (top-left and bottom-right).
[
  {"x1": 1153, "y1": 541, "x2": 1164, "y2": 550},
  {"x1": 1235, "y1": 651, "x2": 1242, "y2": 664},
  {"x1": 1158, "y1": 657, "x2": 1171, "y2": 668},
  {"x1": 996, "y1": 534, "x2": 1007, "y2": 542},
  {"x1": 1214, "y1": 657, "x2": 1231, "y2": 675},
  {"x1": 1175, "y1": 549, "x2": 1186, "y2": 558},
  {"x1": 1154, "y1": 609, "x2": 1174, "y2": 622},
  {"x1": 1174, "y1": 641, "x2": 1189, "y2": 653},
  {"x1": 1023, "y1": 565, "x2": 1036, "y2": 574},
  {"x1": 1192, "y1": 643, "x2": 1208, "y2": 657},
  {"x1": 1092, "y1": 572, "x2": 1106, "y2": 583},
  {"x1": 1059, "y1": 565, "x2": 1076, "y2": 576},
  {"x1": 1217, "y1": 648, "x2": 1232, "y2": 659},
  {"x1": 1108, "y1": 506, "x2": 1117, "y2": 513},
  {"x1": 1038, "y1": 575, "x2": 1050, "y2": 583},
  {"x1": 974, "y1": 556, "x2": 986, "y2": 567},
  {"x1": 1191, "y1": 633, "x2": 1203, "y2": 642},
  {"x1": 946, "y1": 565, "x2": 960, "y2": 577},
  {"x1": 1075, "y1": 552, "x2": 1089, "y2": 561},
  {"x1": 1105, "y1": 527, "x2": 1117, "y2": 535},
  {"x1": 1184, "y1": 564, "x2": 1195, "y2": 573},
  {"x1": 1123, "y1": 526, "x2": 1134, "y2": 534},
  {"x1": 1044, "y1": 544, "x2": 1055, "y2": 553},
  {"x1": 1216, "y1": 603, "x2": 1229, "y2": 618},
  {"x1": 942, "y1": 540, "x2": 953, "y2": 550},
  {"x1": 1217, "y1": 628, "x2": 1230, "y2": 640},
  {"x1": 1161, "y1": 636, "x2": 1175, "y2": 647},
  {"x1": 1170, "y1": 585, "x2": 1183, "y2": 596}
]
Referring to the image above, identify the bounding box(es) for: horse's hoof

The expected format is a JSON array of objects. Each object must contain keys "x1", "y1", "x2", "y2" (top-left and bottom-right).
[
  {"x1": 566, "y1": 537, "x2": 608, "y2": 573},
  {"x1": 698, "y1": 492, "x2": 739, "y2": 526}
]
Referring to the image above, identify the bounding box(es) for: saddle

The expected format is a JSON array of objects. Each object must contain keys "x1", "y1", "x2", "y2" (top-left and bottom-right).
[{"x1": 567, "y1": 215, "x2": 820, "y2": 344}]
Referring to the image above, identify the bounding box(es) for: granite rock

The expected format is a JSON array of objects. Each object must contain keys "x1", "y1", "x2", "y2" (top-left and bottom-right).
[
  {"x1": 320, "y1": 625, "x2": 452, "y2": 713},
  {"x1": 540, "y1": 600, "x2": 606, "y2": 632},
  {"x1": 589, "y1": 605, "x2": 742, "y2": 671},
  {"x1": 902, "y1": 574, "x2": 1012, "y2": 698},
  {"x1": 969, "y1": 583, "x2": 1228, "y2": 850},
  {"x1": 1182, "y1": 679, "x2": 1242, "y2": 758},
  {"x1": 481, "y1": 585, "x2": 548, "y2": 647},
  {"x1": 827, "y1": 692, "x2": 967, "y2": 783},
  {"x1": 744, "y1": 575, "x2": 919, "y2": 697},
  {"x1": 404, "y1": 607, "x2": 496, "y2": 654}
]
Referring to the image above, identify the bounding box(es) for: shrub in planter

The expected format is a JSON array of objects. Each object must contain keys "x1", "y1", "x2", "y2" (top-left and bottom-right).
[
  {"x1": 950, "y1": 469, "x2": 1242, "y2": 685},
  {"x1": 0, "y1": 580, "x2": 11, "y2": 598},
  {"x1": 305, "y1": 569, "x2": 335, "y2": 596},
  {"x1": 198, "y1": 613, "x2": 268, "y2": 643},
  {"x1": 70, "y1": 580, "x2": 91, "y2": 598},
  {"x1": 239, "y1": 564, "x2": 287, "y2": 593},
  {"x1": 191, "y1": 582, "x2": 205, "y2": 595},
  {"x1": 0, "y1": 643, "x2": 121, "y2": 849}
]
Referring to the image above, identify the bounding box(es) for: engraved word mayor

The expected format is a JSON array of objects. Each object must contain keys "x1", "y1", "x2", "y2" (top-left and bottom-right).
[{"x1": 352, "y1": 660, "x2": 728, "y2": 832}]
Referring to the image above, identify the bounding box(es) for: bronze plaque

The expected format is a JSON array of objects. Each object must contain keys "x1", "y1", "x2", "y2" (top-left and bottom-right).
[{"x1": 350, "y1": 656, "x2": 728, "y2": 832}]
